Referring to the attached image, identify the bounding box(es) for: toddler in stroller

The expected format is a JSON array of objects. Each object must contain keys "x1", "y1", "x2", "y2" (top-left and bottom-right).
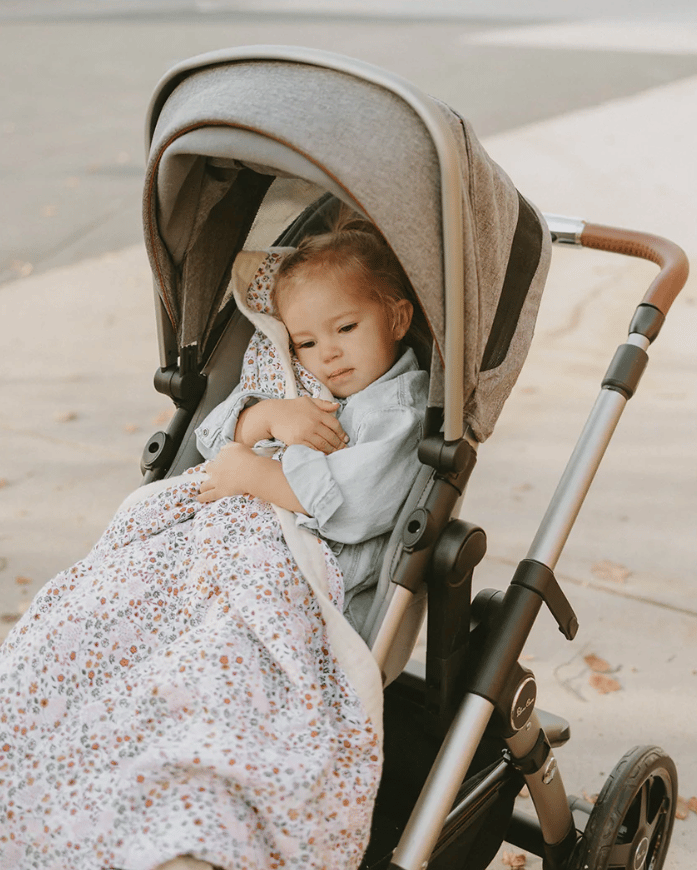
[
  {"x1": 195, "y1": 217, "x2": 429, "y2": 633},
  {"x1": 1, "y1": 43, "x2": 689, "y2": 870}
]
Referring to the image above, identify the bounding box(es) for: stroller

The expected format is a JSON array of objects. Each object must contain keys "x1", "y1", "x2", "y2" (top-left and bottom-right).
[{"x1": 139, "y1": 46, "x2": 689, "y2": 870}]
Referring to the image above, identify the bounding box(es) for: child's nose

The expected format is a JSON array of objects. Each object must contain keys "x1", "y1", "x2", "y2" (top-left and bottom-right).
[{"x1": 322, "y1": 342, "x2": 341, "y2": 362}]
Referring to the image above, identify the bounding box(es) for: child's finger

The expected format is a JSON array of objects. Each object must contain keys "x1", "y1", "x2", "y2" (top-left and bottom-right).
[
  {"x1": 322, "y1": 416, "x2": 349, "y2": 444},
  {"x1": 306, "y1": 432, "x2": 340, "y2": 454},
  {"x1": 317, "y1": 422, "x2": 347, "y2": 450}
]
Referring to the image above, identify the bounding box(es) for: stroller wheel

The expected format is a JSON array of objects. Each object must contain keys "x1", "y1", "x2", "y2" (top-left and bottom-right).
[{"x1": 569, "y1": 745, "x2": 677, "y2": 870}]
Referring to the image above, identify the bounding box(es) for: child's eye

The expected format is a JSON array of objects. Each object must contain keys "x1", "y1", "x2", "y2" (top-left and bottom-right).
[
  {"x1": 296, "y1": 340, "x2": 315, "y2": 350},
  {"x1": 339, "y1": 323, "x2": 357, "y2": 334}
]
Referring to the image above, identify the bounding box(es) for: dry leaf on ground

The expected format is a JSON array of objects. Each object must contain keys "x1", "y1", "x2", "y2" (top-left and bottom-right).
[
  {"x1": 584, "y1": 653, "x2": 612, "y2": 673},
  {"x1": 55, "y1": 410, "x2": 78, "y2": 423},
  {"x1": 0, "y1": 613, "x2": 20, "y2": 624},
  {"x1": 591, "y1": 560, "x2": 631, "y2": 583},
  {"x1": 687, "y1": 796, "x2": 697, "y2": 814},
  {"x1": 15, "y1": 576, "x2": 32, "y2": 586},
  {"x1": 676, "y1": 796, "x2": 689, "y2": 820},
  {"x1": 152, "y1": 409, "x2": 175, "y2": 426},
  {"x1": 502, "y1": 851, "x2": 527, "y2": 868},
  {"x1": 10, "y1": 260, "x2": 33, "y2": 277},
  {"x1": 589, "y1": 673, "x2": 621, "y2": 694}
]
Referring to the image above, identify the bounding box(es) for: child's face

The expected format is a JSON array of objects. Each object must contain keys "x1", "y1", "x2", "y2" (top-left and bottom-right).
[{"x1": 277, "y1": 265, "x2": 412, "y2": 398}]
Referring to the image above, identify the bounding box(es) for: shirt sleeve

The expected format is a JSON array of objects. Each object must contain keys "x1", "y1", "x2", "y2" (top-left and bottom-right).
[
  {"x1": 281, "y1": 405, "x2": 423, "y2": 545},
  {"x1": 195, "y1": 383, "x2": 276, "y2": 460}
]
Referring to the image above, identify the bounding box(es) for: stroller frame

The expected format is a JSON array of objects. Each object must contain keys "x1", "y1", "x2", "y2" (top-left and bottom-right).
[
  {"x1": 140, "y1": 47, "x2": 688, "y2": 870},
  {"x1": 370, "y1": 216, "x2": 686, "y2": 870}
]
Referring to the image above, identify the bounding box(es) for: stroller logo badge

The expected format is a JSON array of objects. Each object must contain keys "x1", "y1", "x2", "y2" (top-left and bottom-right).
[
  {"x1": 510, "y1": 675, "x2": 537, "y2": 731},
  {"x1": 634, "y1": 837, "x2": 649, "y2": 869}
]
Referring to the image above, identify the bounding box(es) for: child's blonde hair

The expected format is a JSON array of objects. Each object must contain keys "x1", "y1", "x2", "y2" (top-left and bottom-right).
[{"x1": 273, "y1": 209, "x2": 431, "y2": 365}]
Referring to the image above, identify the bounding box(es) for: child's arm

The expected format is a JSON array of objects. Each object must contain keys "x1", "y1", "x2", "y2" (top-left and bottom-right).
[
  {"x1": 197, "y1": 442, "x2": 308, "y2": 514},
  {"x1": 235, "y1": 397, "x2": 348, "y2": 454},
  {"x1": 281, "y1": 403, "x2": 424, "y2": 544}
]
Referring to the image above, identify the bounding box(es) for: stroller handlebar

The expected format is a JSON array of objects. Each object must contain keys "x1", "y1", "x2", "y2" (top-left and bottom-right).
[
  {"x1": 543, "y1": 214, "x2": 689, "y2": 317},
  {"x1": 580, "y1": 223, "x2": 689, "y2": 316}
]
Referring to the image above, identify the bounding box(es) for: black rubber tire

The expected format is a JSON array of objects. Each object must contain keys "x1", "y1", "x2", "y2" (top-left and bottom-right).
[{"x1": 569, "y1": 745, "x2": 677, "y2": 870}]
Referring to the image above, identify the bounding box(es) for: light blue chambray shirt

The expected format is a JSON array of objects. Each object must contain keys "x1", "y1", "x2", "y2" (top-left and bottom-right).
[{"x1": 196, "y1": 348, "x2": 428, "y2": 631}]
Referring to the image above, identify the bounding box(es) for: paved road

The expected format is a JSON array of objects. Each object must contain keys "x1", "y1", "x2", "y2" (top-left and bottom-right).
[
  {"x1": 1, "y1": 5, "x2": 696, "y2": 868},
  {"x1": 3, "y1": 4, "x2": 697, "y2": 283}
]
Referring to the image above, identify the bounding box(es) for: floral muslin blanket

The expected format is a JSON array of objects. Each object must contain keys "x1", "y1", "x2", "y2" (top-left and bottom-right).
[{"x1": 0, "y1": 251, "x2": 383, "y2": 870}]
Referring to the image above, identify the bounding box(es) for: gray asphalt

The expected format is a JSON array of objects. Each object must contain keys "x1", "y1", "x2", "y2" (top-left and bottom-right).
[{"x1": 4, "y1": 6, "x2": 697, "y2": 283}]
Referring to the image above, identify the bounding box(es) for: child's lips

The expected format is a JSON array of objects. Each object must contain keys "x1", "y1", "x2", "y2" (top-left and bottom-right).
[{"x1": 329, "y1": 367, "x2": 353, "y2": 381}]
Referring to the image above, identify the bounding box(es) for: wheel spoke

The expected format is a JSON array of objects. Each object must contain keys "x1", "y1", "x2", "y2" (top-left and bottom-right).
[
  {"x1": 572, "y1": 749, "x2": 677, "y2": 870},
  {"x1": 607, "y1": 842, "x2": 635, "y2": 869},
  {"x1": 636, "y1": 779, "x2": 649, "y2": 829}
]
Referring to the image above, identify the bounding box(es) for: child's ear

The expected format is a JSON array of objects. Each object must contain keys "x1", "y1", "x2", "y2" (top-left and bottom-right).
[{"x1": 392, "y1": 299, "x2": 413, "y2": 341}]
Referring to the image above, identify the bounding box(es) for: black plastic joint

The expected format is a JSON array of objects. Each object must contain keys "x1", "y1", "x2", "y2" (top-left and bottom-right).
[
  {"x1": 402, "y1": 507, "x2": 439, "y2": 551},
  {"x1": 629, "y1": 303, "x2": 665, "y2": 344},
  {"x1": 431, "y1": 520, "x2": 487, "y2": 586},
  {"x1": 511, "y1": 728, "x2": 550, "y2": 775},
  {"x1": 511, "y1": 560, "x2": 578, "y2": 641},
  {"x1": 417, "y1": 435, "x2": 476, "y2": 476},
  {"x1": 602, "y1": 343, "x2": 648, "y2": 399},
  {"x1": 153, "y1": 366, "x2": 207, "y2": 409},
  {"x1": 141, "y1": 431, "x2": 176, "y2": 473},
  {"x1": 542, "y1": 821, "x2": 579, "y2": 870}
]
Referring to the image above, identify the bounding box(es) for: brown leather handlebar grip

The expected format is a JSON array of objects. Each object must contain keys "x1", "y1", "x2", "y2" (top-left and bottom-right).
[{"x1": 580, "y1": 223, "x2": 689, "y2": 316}]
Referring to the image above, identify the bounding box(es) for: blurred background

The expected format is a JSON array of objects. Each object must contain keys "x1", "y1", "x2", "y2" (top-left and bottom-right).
[{"x1": 1, "y1": 1, "x2": 696, "y2": 866}]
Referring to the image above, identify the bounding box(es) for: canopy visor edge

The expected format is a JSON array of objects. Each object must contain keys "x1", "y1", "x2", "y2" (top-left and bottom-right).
[{"x1": 146, "y1": 120, "x2": 442, "y2": 366}]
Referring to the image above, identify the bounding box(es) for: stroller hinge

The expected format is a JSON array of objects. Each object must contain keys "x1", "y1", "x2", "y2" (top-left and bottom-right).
[
  {"x1": 418, "y1": 434, "x2": 476, "y2": 479},
  {"x1": 153, "y1": 344, "x2": 206, "y2": 408},
  {"x1": 141, "y1": 350, "x2": 207, "y2": 481},
  {"x1": 425, "y1": 520, "x2": 487, "y2": 733},
  {"x1": 153, "y1": 364, "x2": 207, "y2": 411}
]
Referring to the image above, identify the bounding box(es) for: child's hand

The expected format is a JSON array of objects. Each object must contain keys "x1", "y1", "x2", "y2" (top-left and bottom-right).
[
  {"x1": 236, "y1": 397, "x2": 348, "y2": 454},
  {"x1": 268, "y1": 397, "x2": 348, "y2": 453},
  {"x1": 198, "y1": 442, "x2": 253, "y2": 504},
  {"x1": 197, "y1": 441, "x2": 308, "y2": 514}
]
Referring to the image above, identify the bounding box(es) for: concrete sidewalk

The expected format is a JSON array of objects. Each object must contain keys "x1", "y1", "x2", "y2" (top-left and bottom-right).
[
  {"x1": 459, "y1": 70, "x2": 697, "y2": 866},
  {"x1": 1, "y1": 51, "x2": 696, "y2": 870}
]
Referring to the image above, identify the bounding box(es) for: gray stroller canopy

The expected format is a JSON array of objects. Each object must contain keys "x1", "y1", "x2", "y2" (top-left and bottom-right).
[{"x1": 144, "y1": 46, "x2": 550, "y2": 442}]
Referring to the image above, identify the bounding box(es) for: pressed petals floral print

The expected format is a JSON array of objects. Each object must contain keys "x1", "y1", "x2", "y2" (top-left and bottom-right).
[{"x1": 0, "y1": 254, "x2": 381, "y2": 870}]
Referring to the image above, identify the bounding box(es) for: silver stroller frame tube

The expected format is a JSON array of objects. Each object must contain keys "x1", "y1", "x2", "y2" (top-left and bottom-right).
[
  {"x1": 388, "y1": 220, "x2": 688, "y2": 870},
  {"x1": 526, "y1": 336, "x2": 648, "y2": 571}
]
